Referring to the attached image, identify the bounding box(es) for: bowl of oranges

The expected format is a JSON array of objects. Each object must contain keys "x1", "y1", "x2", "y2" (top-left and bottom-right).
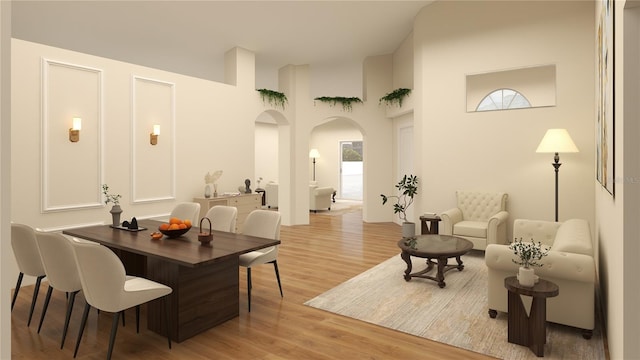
[{"x1": 158, "y1": 217, "x2": 193, "y2": 238}]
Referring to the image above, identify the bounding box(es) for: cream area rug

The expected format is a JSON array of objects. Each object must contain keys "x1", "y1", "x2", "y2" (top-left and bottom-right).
[{"x1": 305, "y1": 251, "x2": 606, "y2": 360}]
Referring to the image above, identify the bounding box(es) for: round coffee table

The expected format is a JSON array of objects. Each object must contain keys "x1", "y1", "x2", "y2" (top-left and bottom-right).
[{"x1": 397, "y1": 234, "x2": 473, "y2": 288}]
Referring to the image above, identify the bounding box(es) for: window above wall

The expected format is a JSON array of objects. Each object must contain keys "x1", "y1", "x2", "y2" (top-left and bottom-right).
[{"x1": 476, "y1": 88, "x2": 531, "y2": 111}]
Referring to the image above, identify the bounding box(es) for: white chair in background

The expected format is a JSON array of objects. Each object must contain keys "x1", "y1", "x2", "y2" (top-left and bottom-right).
[
  {"x1": 170, "y1": 202, "x2": 201, "y2": 224},
  {"x1": 70, "y1": 241, "x2": 173, "y2": 360},
  {"x1": 205, "y1": 205, "x2": 238, "y2": 233},
  {"x1": 34, "y1": 231, "x2": 83, "y2": 349},
  {"x1": 265, "y1": 182, "x2": 278, "y2": 208},
  {"x1": 11, "y1": 223, "x2": 46, "y2": 326},
  {"x1": 239, "y1": 210, "x2": 282, "y2": 312}
]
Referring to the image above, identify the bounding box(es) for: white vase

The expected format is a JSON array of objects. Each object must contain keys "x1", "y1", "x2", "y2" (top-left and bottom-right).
[
  {"x1": 518, "y1": 266, "x2": 535, "y2": 287},
  {"x1": 402, "y1": 222, "x2": 415, "y2": 239}
]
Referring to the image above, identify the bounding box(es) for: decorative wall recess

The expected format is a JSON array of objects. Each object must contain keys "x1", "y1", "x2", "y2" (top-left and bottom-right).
[
  {"x1": 256, "y1": 88, "x2": 288, "y2": 110},
  {"x1": 379, "y1": 88, "x2": 412, "y2": 107},
  {"x1": 314, "y1": 96, "x2": 363, "y2": 111},
  {"x1": 466, "y1": 64, "x2": 556, "y2": 112}
]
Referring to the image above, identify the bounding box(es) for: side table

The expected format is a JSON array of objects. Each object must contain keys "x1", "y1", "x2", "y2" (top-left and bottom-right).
[
  {"x1": 419, "y1": 214, "x2": 441, "y2": 234},
  {"x1": 504, "y1": 276, "x2": 559, "y2": 357}
]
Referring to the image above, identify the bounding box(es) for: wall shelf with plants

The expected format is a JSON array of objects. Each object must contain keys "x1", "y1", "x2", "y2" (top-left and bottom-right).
[
  {"x1": 256, "y1": 89, "x2": 288, "y2": 110},
  {"x1": 314, "y1": 96, "x2": 363, "y2": 112},
  {"x1": 379, "y1": 88, "x2": 412, "y2": 107}
]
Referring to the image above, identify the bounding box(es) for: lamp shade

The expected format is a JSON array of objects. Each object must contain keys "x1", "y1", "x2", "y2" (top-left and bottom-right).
[
  {"x1": 309, "y1": 148, "x2": 320, "y2": 159},
  {"x1": 536, "y1": 129, "x2": 579, "y2": 153}
]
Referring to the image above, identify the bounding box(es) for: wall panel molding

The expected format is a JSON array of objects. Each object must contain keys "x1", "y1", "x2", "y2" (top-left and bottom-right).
[
  {"x1": 41, "y1": 58, "x2": 103, "y2": 212},
  {"x1": 131, "y1": 75, "x2": 175, "y2": 203}
]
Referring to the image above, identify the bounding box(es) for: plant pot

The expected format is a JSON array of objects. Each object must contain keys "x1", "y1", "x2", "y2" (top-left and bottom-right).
[
  {"x1": 518, "y1": 266, "x2": 535, "y2": 287},
  {"x1": 402, "y1": 222, "x2": 415, "y2": 239},
  {"x1": 110, "y1": 205, "x2": 123, "y2": 227},
  {"x1": 204, "y1": 184, "x2": 212, "y2": 198}
]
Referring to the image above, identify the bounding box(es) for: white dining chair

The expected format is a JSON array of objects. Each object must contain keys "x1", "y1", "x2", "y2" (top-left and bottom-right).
[
  {"x1": 170, "y1": 202, "x2": 201, "y2": 224},
  {"x1": 239, "y1": 210, "x2": 282, "y2": 312},
  {"x1": 34, "y1": 231, "x2": 83, "y2": 349},
  {"x1": 11, "y1": 223, "x2": 46, "y2": 326},
  {"x1": 205, "y1": 205, "x2": 238, "y2": 232},
  {"x1": 70, "y1": 241, "x2": 173, "y2": 360}
]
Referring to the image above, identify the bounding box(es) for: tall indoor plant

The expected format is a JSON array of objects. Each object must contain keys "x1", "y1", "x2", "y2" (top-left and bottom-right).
[{"x1": 381, "y1": 174, "x2": 419, "y2": 238}]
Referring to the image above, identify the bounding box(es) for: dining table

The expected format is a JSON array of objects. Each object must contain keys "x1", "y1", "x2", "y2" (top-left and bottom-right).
[{"x1": 63, "y1": 218, "x2": 280, "y2": 342}]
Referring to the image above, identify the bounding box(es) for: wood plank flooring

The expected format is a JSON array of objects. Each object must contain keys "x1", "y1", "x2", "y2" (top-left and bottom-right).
[{"x1": 11, "y1": 210, "x2": 495, "y2": 359}]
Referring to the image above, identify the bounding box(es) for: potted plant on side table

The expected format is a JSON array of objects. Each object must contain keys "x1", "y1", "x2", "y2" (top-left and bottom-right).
[
  {"x1": 381, "y1": 174, "x2": 419, "y2": 239},
  {"x1": 102, "y1": 184, "x2": 122, "y2": 227},
  {"x1": 508, "y1": 238, "x2": 550, "y2": 287}
]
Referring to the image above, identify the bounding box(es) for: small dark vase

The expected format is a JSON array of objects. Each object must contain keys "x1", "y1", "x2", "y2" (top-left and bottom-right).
[{"x1": 110, "y1": 205, "x2": 123, "y2": 227}]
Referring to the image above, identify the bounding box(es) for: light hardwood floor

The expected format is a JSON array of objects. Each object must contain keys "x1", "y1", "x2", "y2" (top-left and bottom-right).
[{"x1": 11, "y1": 210, "x2": 495, "y2": 359}]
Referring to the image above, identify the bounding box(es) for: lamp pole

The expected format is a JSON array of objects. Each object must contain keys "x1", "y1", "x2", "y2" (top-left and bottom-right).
[
  {"x1": 312, "y1": 157, "x2": 317, "y2": 181},
  {"x1": 552, "y1": 152, "x2": 561, "y2": 222}
]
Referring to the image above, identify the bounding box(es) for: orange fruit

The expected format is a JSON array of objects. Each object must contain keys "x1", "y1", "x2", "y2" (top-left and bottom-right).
[
  {"x1": 169, "y1": 217, "x2": 182, "y2": 225},
  {"x1": 168, "y1": 223, "x2": 180, "y2": 230},
  {"x1": 178, "y1": 223, "x2": 187, "y2": 229},
  {"x1": 183, "y1": 219, "x2": 192, "y2": 228},
  {"x1": 159, "y1": 223, "x2": 170, "y2": 231}
]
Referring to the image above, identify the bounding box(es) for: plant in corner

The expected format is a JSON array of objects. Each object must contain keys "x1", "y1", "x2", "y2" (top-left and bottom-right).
[
  {"x1": 508, "y1": 238, "x2": 550, "y2": 286},
  {"x1": 380, "y1": 174, "x2": 419, "y2": 239},
  {"x1": 102, "y1": 184, "x2": 123, "y2": 227}
]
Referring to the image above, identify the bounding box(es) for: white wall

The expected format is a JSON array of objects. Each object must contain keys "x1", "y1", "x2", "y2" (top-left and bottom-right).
[
  {"x1": 0, "y1": 1, "x2": 11, "y2": 357},
  {"x1": 255, "y1": 120, "x2": 279, "y2": 185},
  {"x1": 413, "y1": 1, "x2": 595, "y2": 237}
]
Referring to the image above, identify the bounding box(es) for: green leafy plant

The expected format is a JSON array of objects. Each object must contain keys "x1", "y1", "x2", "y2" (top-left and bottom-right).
[
  {"x1": 380, "y1": 174, "x2": 418, "y2": 222},
  {"x1": 102, "y1": 184, "x2": 121, "y2": 206},
  {"x1": 257, "y1": 88, "x2": 288, "y2": 110},
  {"x1": 314, "y1": 96, "x2": 363, "y2": 111},
  {"x1": 508, "y1": 238, "x2": 550, "y2": 268},
  {"x1": 379, "y1": 88, "x2": 412, "y2": 107}
]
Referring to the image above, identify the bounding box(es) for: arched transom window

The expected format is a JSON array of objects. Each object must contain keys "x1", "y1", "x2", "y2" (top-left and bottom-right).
[{"x1": 476, "y1": 88, "x2": 531, "y2": 111}]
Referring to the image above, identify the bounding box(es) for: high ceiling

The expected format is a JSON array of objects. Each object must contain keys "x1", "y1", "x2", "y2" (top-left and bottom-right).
[{"x1": 11, "y1": 1, "x2": 433, "y2": 90}]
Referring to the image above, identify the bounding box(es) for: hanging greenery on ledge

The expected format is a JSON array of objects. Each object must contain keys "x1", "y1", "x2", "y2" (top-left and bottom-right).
[
  {"x1": 256, "y1": 89, "x2": 288, "y2": 110},
  {"x1": 379, "y1": 88, "x2": 412, "y2": 107},
  {"x1": 314, "y1": 96, "x2": 363, "y2": 112}
]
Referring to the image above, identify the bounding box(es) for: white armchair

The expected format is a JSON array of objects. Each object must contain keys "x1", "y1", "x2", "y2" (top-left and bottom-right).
[
  {"x1": 440, "y1": 190, "x2": 509, "y2": 250},
  {"x1": 265, "y1": 182, "x2": 278, "y2": 209},
  {"x1": 310, "y1": 186, "x2": 334, "y2": 212}
]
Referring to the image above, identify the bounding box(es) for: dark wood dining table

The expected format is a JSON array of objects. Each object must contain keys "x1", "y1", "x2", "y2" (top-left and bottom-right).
[{"x1": 63, "y1": 219, "x2": 280, "y2": 342}]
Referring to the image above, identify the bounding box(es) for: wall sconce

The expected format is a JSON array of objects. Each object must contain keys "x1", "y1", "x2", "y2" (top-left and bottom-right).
[
  {"x1": 69, "y1": 117, "x2": 81, "y2": 142},
  {"x1": 150, "y1": 125, "x2": 160, "y2": 145}
]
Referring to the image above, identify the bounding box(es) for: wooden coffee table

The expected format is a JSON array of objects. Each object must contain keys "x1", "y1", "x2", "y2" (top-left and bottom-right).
[{"x1": 397, "y1": 234, "x2": 473, "y2": 288}]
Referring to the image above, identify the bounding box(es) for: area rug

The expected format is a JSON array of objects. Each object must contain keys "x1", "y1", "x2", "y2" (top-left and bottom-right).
[
  {"x1": 315, "y1": 200, "x2": 362, "y2": 216},
  {"x1": 304, "y1": 251, "x2": 606, "y2": 359}
]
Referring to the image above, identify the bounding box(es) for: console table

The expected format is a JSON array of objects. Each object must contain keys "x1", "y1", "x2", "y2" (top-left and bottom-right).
[
  {"x1": 504, "y1": 276, "x2": 559, "y2": 357},
  {"x1": 194, "y1": 193, "x2": 261, "y2": 233}
]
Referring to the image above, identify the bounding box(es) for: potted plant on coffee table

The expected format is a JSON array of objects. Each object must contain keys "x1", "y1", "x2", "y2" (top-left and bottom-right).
[
  {"x1": 508, "y1": 238, "x2": 550, "y2": 287},
  {"x1": 381, "y1": 174, "x2": 419, "y2": 239}
]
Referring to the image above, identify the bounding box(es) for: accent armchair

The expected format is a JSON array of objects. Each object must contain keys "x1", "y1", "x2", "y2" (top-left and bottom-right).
[
  {"x1": 440, "y1": 190, "x2": 509, "y2": 250},
  {"x1": 265, "y1": 182, "x2": 278, "y2": 209},
  {"x1": 310, "y1": 186, "x2": 334, "y2": 212}
]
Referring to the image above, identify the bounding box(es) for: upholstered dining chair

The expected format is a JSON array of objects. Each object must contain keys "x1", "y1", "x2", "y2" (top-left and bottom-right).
[
  {"x1": 70, "y1": 240, "x2": 173, "y2": 360},
  {"x1": 11, "y1": 223, "x2": 46, "y2": 326},
  {"x1": 170, "y1": 202, "x2": 201, "y2": 224},
  {"x1": 205, "y1": 205, "x2": 238, "y2": 233},
  {"x1": 34, "y1": 231, "x2": 83, "y2": 349},
  {"x1": 239, "y1": 210, "x2": 282, "y2": 312}
]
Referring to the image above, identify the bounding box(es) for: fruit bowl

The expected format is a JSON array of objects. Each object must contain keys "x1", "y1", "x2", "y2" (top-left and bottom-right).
[{"x1": 158, "y1": 226, "x2": 191, "y2": 238}]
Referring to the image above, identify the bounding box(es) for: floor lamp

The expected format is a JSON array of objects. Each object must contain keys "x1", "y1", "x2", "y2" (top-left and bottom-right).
[
  {"x1": 536, "y1": 129, "x2": 579, "y2": 222},
  {"x1": 309, "y1": 148, "x2": 320, "y2": 182}
]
